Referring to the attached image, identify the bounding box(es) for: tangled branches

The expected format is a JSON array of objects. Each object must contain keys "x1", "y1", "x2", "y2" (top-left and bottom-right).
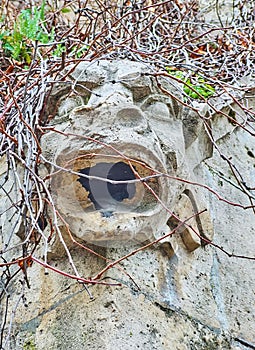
[{"x1": 0, "y1": 0, "x2": 255, "y2": 348}]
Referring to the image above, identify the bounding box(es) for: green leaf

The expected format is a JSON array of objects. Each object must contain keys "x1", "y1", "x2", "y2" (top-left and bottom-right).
[
  {"x1": 53, "y1": 43, "x2": 66, "y2": 57},
  {"x1": 61, "y1": 8, "x2": 71, "y2": 13},
  {"x1": 166, "y1": 68, "x2": 215, "y2": 100},
  {"x1": 39, "y1": 0, "x2": 46, "y2": 20},
  {"x1": 1, "y1": 0, "x2": 53, "y2": 62}
]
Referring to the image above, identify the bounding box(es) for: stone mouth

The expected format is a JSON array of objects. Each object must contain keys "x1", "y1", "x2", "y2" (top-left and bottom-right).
[
  {"x1": 77, "y1": 161, "x2": 137, "y2": 216},
  {"x1": 74, "y1": 155, "x2": 161, "y2": 217},
  {"x1": 53, "y1": 148, "x2": 165, "y2": 218}
]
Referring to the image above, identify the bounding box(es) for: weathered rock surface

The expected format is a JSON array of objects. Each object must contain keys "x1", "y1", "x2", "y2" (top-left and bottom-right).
[
  {"x1": 41, "y1": 60, "x2": 213, "y2": 251},
  {"x1": 1, "y1": 59, "x2": 255, "y2": 350}
]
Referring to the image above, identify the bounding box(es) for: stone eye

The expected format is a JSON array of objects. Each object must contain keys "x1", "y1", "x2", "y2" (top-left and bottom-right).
[
  {"x1": 141, "y1": 95, "x2": 175, "y2": 121},
  {"x1": 145, "y1": 101, "x2": 170, "y2": 120},
  {"x1": 116, "y1": 107, "x2": 145, "y2": 127},
  {"x1": 58, "y1": 96, "x2": 84, "y2": 116}
]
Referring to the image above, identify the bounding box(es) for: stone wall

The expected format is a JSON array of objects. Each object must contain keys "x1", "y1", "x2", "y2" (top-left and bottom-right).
[{"x1": 1, "y1": 58, "x2": 255, "y2": 350}]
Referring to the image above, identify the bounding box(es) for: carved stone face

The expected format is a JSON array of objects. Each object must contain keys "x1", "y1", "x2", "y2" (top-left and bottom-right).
[{"x1": 42, "y1": 60, "x2": 213, "y2": 247}]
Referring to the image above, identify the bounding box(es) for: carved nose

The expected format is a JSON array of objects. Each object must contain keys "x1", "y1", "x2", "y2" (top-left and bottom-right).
[{"x1": 116, "y1": 107, "x2": 146, "y2": 128}]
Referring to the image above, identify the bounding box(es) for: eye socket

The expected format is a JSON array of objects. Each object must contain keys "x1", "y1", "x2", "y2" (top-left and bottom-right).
[
  {"x1": 58, "y1": 96, "x2": 84, "y2": 116},
  {"x1": 141, "y1": 94, "x2": 181, "y2": 120},
  {"x1": 116, "y1": 107, "x2": 145, "y2": 127},
  {"x1": 145, "y1": 101, "x2": 170, "y2": 120},
  {"x1": 141, "y1": 95, "x2": 173, "y2": 120}
]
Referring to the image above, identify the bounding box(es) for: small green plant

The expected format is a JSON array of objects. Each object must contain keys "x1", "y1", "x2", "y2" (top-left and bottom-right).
[
  {"x1": 166, "y1": 68, "x2": 215, "y2": 100},
  {"x1": 52, "y1": 44, "x2": 89, "y2": 59},
  {"x1": 71, "y1": 45, "x2": 89, "y2": 58},
  {"x1": 0, "y1": 0, "x2": 54, "y2": 63},
  {"x1": 52, "y1": 43, "x2": 66, "y2": 57}
]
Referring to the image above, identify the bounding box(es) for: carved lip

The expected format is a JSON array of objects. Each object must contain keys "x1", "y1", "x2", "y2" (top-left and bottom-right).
[
  {"x1": 73, "y1": 154, "x2": 162, "y2": 217},
  {"x1": 53, "y1": 144, "x2": 167, "y2": 217},
  {"x1": 51, "y1": 145, "x2": 171, "y2": 244}
]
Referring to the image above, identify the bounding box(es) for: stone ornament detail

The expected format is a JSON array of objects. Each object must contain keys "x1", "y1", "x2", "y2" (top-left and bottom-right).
[{"x1": 42, "y1": 60, "x2": 214, "y2": 249}]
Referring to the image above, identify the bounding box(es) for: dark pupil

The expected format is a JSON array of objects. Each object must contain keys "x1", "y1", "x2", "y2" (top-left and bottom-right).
[{"x1": 77, "y1": 161, "x2": 136, "y2": 211}]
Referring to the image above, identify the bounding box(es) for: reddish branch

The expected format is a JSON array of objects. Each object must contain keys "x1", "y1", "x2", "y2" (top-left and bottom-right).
[{"x1": 1, "y1": 1, "x2": 255, "y2": 345}]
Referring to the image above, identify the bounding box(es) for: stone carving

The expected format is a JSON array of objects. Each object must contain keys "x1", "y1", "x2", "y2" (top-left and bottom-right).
[{"x1": 42, "y1": 60, "x2": 214, "y2": 249}]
